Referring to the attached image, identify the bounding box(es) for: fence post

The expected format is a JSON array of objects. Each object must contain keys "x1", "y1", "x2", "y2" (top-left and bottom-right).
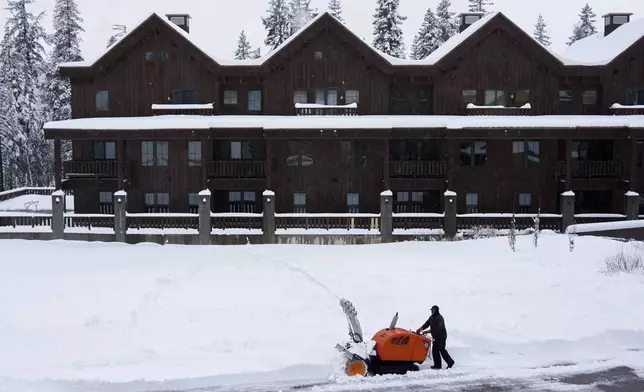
[
  {"x1": 380, "y1": 190, "x2": 393, "y2": 243},
  {"x1": 625, "y1": 191, "x2": 640, "y2": 220},
  {"x1": 114, "y1": 190, "x2": 127, "y2": 243},
  {"x1": 51, "y1": 190, "x2": 65, "y2": 240},
  {"x1": 560, "y1": 191, "x2": 575, "y2": 232},
  {"x1": 263, "y1": 190, "x2": 276, "y2": 244},
  {"x1": 198, "y1": 189, "x2": 212, "y2": 245},
  {"x1": 444, "y1": 190, "x2": 457, "y2": 238}
]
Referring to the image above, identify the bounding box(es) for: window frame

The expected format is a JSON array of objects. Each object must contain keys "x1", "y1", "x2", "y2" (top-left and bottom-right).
[
  {"x1": 459, "y1": 140, "x2": 487, "y2": 167},
  {"x1": 465, "y1": 193, "x2": 479, "y2": 213},
  {"x1": 188, "y1": 141, "x2": 202, "y2": 167},
  {"x1": 188, "y1": 192, "x2": 200, "y2": 214},
  {"x1": 519, "y1": 193, "x2": 532, "y2": 213},
  {"x1": 462, "y1": 89, "x2": 477, "y2": 106},
  {"x1": 171, "y1": 89, "x2": 197, "y2": 104},
  {"x1": 347, "y1": 193, "x2": 360, "y2": 213},
  {"x1": 345, "y1": 90, "x2": 359, "y2": 104},
  {"x1": 141, "y1": 141, "x2": 169, "y2": 167},
  {"x1": 512, "y1": 140, "x2": 540, "y2": 166},
  {"x1": 248, "y1": 90, "x2": 262, "y2": 112},
  {"x1": 484, "y1": 89, "x2": 505, "y2": 106},
  {"x1": 93, "y1": 141, "x2": 116, "y2": 160},
  {"x1": 223, "y1": 90, "x2": 238, "y2": 105},
  {"x1": 95, "y1": 90, "x2": 109, "y2": 112},
  {"x1": 294, "y1": 192, "x2": 307, "y2": 213},
  {"x1": 144, "y1": 192, "x2": 170, "y2": 213}
]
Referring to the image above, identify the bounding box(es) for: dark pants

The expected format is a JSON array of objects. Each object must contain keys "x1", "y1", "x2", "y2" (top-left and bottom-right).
[{"x1": 432, "y1": 337, "x2": 454, "y2": 368}]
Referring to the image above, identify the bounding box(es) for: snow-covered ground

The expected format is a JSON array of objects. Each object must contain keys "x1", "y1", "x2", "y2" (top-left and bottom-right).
[
  {"x1": 0, "y1": 234, "x2": 643, "y2": 392},
  {"x1": 0, "y1": 194, "x2": 74, "y2": 212}
]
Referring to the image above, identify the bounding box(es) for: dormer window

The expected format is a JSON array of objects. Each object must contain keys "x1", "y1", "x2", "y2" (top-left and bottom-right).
[
  {"x1": 166, "y1": 14, "x2": 191, "y2": 33},
  {"x1": 458, "y1": 12, "x2": 484, "y2": 32},
  {"x1": 602, "y1": 13, "x2": 632, "y2": 36}
]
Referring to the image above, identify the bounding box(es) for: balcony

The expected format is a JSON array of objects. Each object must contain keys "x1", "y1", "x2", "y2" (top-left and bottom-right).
[
  {"x1": 390, "y1": 161, "x2": 447, "y2": 178},
  {"x1": 209, "y1": 161, "x2": 266, "y2": 178},
  {"x1": 466, "y1": 103, "x2": 531, "y2": 116},
  {"x1": 295, "y1": 103, "x2": 357, "y2": 116},
  {"x1": 556, "y1": 160, "x2": 624, "y2": 178},
  {"x1": 63, "y1": 160, "x2": 119, "y2": 178}
]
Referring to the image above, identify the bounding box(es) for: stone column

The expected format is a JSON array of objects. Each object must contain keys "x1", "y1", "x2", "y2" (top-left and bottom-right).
[
  {"x1": 380, "y1": 190, "x2": 393, "y2": 243},
  {"x1": 625, "y1": 191, "x2": 640, "y2": 221},
  {"x1": 263, "y1": 190, "x2": 276, "y2": 244},
  {"x1": 560, "y1": 191, "x2": 575, "y2": 232},
  {"x1": 444, "y1": 190, "x2": 457, "y2": 238},
  {"x1": 51, "y1": 190, "x2": 65, "y2": 240},
  {"x1": 198, "y1": 189, "x2": 212, "y2": 245},
  {"x1": 114, "y1": 190, "x2": 127, "y2": 243}
]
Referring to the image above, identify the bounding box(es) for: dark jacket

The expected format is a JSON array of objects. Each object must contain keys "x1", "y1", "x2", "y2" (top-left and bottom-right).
[{"x1": 421, "y1": 312, "x2": 447, "y2": 340}]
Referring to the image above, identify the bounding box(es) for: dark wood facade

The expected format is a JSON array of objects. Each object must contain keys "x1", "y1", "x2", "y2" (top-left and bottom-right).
[{"x1": 45, "y1": 12, "x2": 644, "y2": 214}]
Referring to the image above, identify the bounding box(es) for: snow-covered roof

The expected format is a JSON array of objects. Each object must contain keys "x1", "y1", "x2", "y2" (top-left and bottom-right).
[
  {"x1": 563, "y1": 17, "x2": 644, "y2": 66},
  {"x1": 43, "y1": 114, "x2": 644, "y2": 131}
]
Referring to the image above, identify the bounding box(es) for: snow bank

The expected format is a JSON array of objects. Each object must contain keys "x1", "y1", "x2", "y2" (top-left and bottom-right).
[
  {"x1": 0, "y1": 194, "x2": 75, "y2": 212},
  {"x1": 566, "y1": 219, "x2": 644, "y2": 234},
  {"x1": 0, "y1": 235, "x2": 643, "y2": 390}
]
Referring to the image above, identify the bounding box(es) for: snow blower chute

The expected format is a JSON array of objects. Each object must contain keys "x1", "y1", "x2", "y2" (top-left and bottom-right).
[{"x1": 336, "y1": 298, "x2": 433, "y2": 377}]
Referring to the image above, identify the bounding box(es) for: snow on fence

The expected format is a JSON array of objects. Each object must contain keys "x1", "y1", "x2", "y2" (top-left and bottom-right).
[
  {"x1": 0, "y1": 187, "x2": 58, "y2": 203},
  {"x1": 0, "y1": 213, "x2": 52, "y2": 231},
  {"x1": 573, "y1": 213, "x2": 627, "y2": 225},
  {"x1": 65, "y1": 214, "x2": 114, "y2": 230},
  {"x1": 457, "y1": 213, "x2": 562, "y2": 231},
  {"x1": 127, "y1": 213, "x2": 199, "y2": 230},
  {"x1": 275, "y1": 213, "x2": 380, "y2": 231}
]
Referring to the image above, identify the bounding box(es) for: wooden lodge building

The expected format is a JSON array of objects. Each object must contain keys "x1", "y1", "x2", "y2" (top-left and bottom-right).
[{"x1": 44, "y1": 10, "x2": 644, "y2": 215}]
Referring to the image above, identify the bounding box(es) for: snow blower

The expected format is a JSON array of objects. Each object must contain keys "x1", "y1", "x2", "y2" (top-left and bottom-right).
[{"x1": 336, "y1": 298, "x2": 433, "y2": 377}]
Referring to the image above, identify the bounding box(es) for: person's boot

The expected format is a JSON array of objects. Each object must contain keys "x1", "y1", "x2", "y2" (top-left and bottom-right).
[
  {"x1": 447, "y1": 360, "x2": 455, "y2": 369},
  {"x1": 431, "y1": 365, "x2": 441, "y2": 369}
]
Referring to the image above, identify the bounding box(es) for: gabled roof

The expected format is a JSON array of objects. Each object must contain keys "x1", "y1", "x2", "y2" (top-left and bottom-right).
[{"x1": 562, "y1": 17, "x2": 644, "y2": 66}]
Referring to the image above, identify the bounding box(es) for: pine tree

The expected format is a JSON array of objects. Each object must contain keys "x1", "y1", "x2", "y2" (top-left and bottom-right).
[
  {"x1": 106, "y1": 24, "x2": 126, "y2": 49},
  {"x1": 410, "y1": 7, "x2": 440, "y2": 60},
  {"x1": 328, "y1": 0, "x2": 343, "y2": 22},
  {"x1": 533, "y1": 13, "x2": 551, "y2": 47},
  {"x1": 289, "y1": 0, "x2": 312, "y2": 33},
  {"x1": 44, "y1": 0, "x2": 84, "y2": 163},
  {"x1": 106, "y1": 35, "x2": 117, "y2": 48},
  {"x1": 567, "y1": 3, "x2": 597, "y2": 46},
  {"x1": 262, "y1": 0, "x2": 291, "y2": 49},
  {"x1": 1, "y1": 0, "x2": 51, "y2": 187},
  {"x1": 234, "y1": 30, "x2": 253, "y2": 60},
  {"x1": 468, "y1": 0, "x2": 493, "y2": 13},
  {"x1": 435, "y1": 0, "x2": 458, "y2": 44},
  {"x1": 0, "y1": 81, "x2": 23, "y2": 190},
  {"x1": 372, "y1": 0, "x2": 407, "y2": 59},
  {"x1": 251, "y1": 47, "x2": 262, "y2": 59}
]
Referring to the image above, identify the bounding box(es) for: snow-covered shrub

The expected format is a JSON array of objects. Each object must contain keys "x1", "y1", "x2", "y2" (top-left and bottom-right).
[
  {"x1": 602, "y1": 242, "x2": 644, "y2": 275},
  {"x1": 533, "y1": 209, "x2": 540, "y2": 248},
  {"x1": 508, "y1": 214, "x2": 516, "y2": 252},
  {"x1": 469, "y1": 226, "x2": 499, "y2": 239}
]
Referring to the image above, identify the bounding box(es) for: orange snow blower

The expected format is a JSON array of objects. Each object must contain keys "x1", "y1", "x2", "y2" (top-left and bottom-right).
[{"x1": 336, "y1": 299, "x2": 433, "y2": 377}]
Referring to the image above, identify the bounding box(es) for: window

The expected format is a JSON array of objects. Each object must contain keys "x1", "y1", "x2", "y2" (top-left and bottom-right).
[
  {"x1": 559, "y1": 89, "x2": 573, "y2": 102},
  {"x1": 96, "y1": 90, "x2": 109, "y2": 111},
  {"x1": 315, "y1": 89, "x2": 325, "y2": 105},
  {"x1": 512, "y1": 140, "x2": 540, "y2": 165},
  {"x1": 228, "y1": 191, "x2": 257, "y2": 213},
  {"x1": 224, "y1": 90, "x2": 238, "y2": 105},
  {"x1": 169, "y1": 16, "x2": 188, "y2": 26},
  {"x1": 248, "y1": 90, "x2": 261, "y2": 112},
  {"x1": 627, "y1": 89, "x2": 644, "y2": 105},
  {"x1": 347, "y1": 193, "x2": 360, "y2": 213},
  {"x1": 188, "y1": 193, "x2": 200, "y2": 214},
  {"x1": 188, "y1": 141, "x2": 201, "y2": 166},
  {"x1": 145, "y1": 192, "x2": 170, "y2": 213},
  {"x1": 314, "y1": 50, "x2": 323, "y2": 59},
  {"x1": 462, "y1": 90, "x2": 477, "y2": 106},
  {"x1": 141, "y1": 141, "x2": 169, "y2": 167},
  {"x1": 583, "y1": 90, "x2": 597, "y2": 105},
  {"x1": 172, "y1": 89, "x2": 197, "y2": 104},
  {"x1": 341, "y1": 141, "x2": 367, "y2": 168},
  {"x1": 294, "y1": 192, "x2": 307, "y2": 213},
  {"x1": 484, "y1": 90, "x2": 505, "y2": 106},
  {"x1": 293, "y1": 90, "x2": 307, "y2": 104},
  {"x1": 144, "y1": 51, "x2": 153, "y2": 61},
  {"x1": 93, "y1": 141, "x2": 116, "y2": 160},
  {"x1": 160, "y1": 51, "x2": 170, "y2": 60},
  {"x1": 466, "y1": 193, "x2": 479, "y2": 213},
  {"x1": 327, "y1": 90, "x2": 338, "y2": 106},
  {"x1": 464, "y1": 15, "x2": 480, "y2": 24},
  {"x1": 613, "y1": 15, "x2": 629, "y2": 24},
  {"x1": 510, "y1": 90, "x2": 530, "y2": 107},
  {"x1": 99, "y1": 191, "x2": 114, "y2": 214},
  {"x1": 345, "y1": 90, "x2": 359, "y2": 104},
  {"x1": 519, "y1": 193, "x2": 532, "y2": 213},
  {"x1": 230, "y1": 141, "x2": 253, "y2": 160},
  {"x1": 460, "y1": 141, "x2": 486, "y2": 167},
  {"x1": 394, "y1": 191, "x2": 424, "y2": 213}
]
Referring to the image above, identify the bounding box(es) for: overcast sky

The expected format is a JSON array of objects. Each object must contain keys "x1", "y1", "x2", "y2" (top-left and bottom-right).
[{"x1": 3, "y1": 0, "x2": 644, "y2": 61}]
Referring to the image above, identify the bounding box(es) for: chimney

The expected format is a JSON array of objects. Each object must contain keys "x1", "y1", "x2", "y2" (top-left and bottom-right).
[
  {"x1": 458, "y1": 12, "x2": 485, "y2": 32},
  {"x1": 166, "y1": 14, "x2": 191, "y2": 33},
  {"x1": 602, "y1": 13, "x2": 632, "y2": 36}
]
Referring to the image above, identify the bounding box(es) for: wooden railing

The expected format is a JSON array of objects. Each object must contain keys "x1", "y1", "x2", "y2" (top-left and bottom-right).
[
  {"x1": 275, "y1": 213, "x2": 380, "y2": 231},
  {"x1": 128, "y1": 213, "x2": 199, "y2": 230},
  {"x1": 63, "y1": 161, "x2": 119, "y2": 178},
  {"x1": 467, "y1": 107, "x2": 531, "y2": 116},
  {"x1": 456, "y1": 213, "x2": 562, "y2": 231},
  {"x1": 209, "y1": 161, "x2": 266, "y2": 178},
  {"x1": 211, "y1": 213, "x2": 263, "y2": 230},
  {"x1": 65, "y1": 214, "x2": 114, "y2": 229},
  {"x1": 0, "y1": 187, "x2": 56, "y2": 203},
  {"x1": 296, "y1": 104, "x2": 358, "y2": 116},
  {"x1": 556, "y1": 160, "x2": 624, "y2": 178},
  {"x1": 393, "y1": 213, "x2": 443, "y2": 230},
  {"x1": 389, "y1": 161, "x2": 447, "y2": 178},
  {"x1": 0, "y1": 214, "x2": 52, "y2": 229}
]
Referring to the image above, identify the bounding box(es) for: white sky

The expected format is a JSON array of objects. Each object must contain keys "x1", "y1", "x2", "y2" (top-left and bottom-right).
[{"x1": 2, "y1": 0, "x2": 643, "y2": 61}]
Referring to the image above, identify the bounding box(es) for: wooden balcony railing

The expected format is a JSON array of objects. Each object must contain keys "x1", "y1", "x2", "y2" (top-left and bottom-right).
[
  {"x1": 389, "y1": 161, "x2": 447, "y2": 178},
  {"x1": 295, "y1": 103, "x2": 358, "y2": 116},
  {"x1": 556, "y1": 160, "x2": 624, "y2": 178},
  {"x1": 209, "y1": 161, "x2": 266, "y2": 178},
  {"x1": 63, "y1": 161, "x2": 119, "y2": 178}
]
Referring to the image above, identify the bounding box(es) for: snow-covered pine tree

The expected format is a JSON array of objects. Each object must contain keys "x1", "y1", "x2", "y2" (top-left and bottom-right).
[
  {"x1": 289, "y1": 0, "x2": 312, "y2": 33},
  {"x1": 533, "y1": 13, "x2": 551, "y2": 47},
  {"x1": 508, "y1": 212, "x2": 516, "y2": 252},
  {"x1": 468, "y1": 0, "x2": 493, "y2": 13},
  {"x1": 106, "y1": 24, "x2": 126, "y2": 48},
  {"x1": 328, "y1": 0, "x2": 343, "y2": 22},
  {"x1": 0, "y1": 80, "x2": 23, "y2": 190},
  {"x1": 44, "y1": 0, "x2": 84, "y2": 162},
  {"x1": 372, "y1": 0, "x2": 407, "y2": 59},
  {"x1": 251, "y1": 47, "x2": 262, "y2": 59},
  {"x1": 234, "y1": 30, "x2": 253, "y2": 60},
  {"x1": 533, "y1": 208, "x2": 540, "y2": 248},
  {"x1": 106, "y1": 35, "x2": 117, "y2": 48},
  {"x1": 410, "y1": 7, "x2": 440, "y2": 60},
  {"x1": 262, "y1": 0, "x2": 291, "y2": 49},
  {"x1": 435, "y1": 0, "x2": 458, "y2": 45},
  {"x1": 567, "y1": 3, "x2": 597, "y2": 46},
  {"x1": 1, "y1": 0, "x2": 51, "y2": 186}
]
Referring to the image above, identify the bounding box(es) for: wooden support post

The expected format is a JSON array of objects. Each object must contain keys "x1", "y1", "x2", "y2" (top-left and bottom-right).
[
  {"x1": 382, "y1": 139, "x2": 390, "y2": 189},
  {"x1": 54, "y1": 139, "x2": 62, "y2": 190},
  {"x1": 266, "y1": 139, "x2": 273, "y2": 190},
  {"x1": 117, "y1": 139, "x2": 125, "y2": 188},
  {"x1": 565, "y1": 139, "x2": 572, "y2": 188}
]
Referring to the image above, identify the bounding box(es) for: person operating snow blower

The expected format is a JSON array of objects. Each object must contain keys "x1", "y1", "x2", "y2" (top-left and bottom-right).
[{"x1": 416, "y1": 305, "x2": 455, "y2": 369}]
